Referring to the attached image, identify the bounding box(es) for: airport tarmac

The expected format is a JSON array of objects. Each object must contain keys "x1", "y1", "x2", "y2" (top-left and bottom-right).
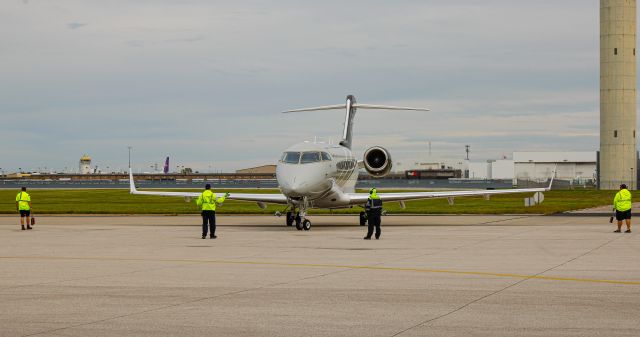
[{"x1": 1, "y1": 215, "x2": 639, "y2": 337}]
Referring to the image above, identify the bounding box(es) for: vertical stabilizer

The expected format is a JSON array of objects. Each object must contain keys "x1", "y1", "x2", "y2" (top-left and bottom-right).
[
  {"x1": 163, "y1": 157, "x2": 170, "y2": 174},
  {"x1": 340, "y1": 95, "x2": 357, "y2": 149},
  {"x1": 282, "y1": 95, "x2": 429, "y2": 150}
]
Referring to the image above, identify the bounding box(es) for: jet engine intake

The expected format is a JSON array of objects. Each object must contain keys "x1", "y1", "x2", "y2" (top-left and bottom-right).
[{"x1": 363, "y1": 146, "x2": 392, "y2": 177}]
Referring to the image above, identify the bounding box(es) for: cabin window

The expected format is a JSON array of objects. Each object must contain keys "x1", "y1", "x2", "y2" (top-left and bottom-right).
[
  {"x1": 282, "y1": 152, "x2": 301, "y2": 164},
  {"x1": 300, "y1": 152, "x2": 321, "y2": 164},
  {"x1": 321, "y1": 152, "x2": 332, "y2": 161},
  {"x1": 614, "y1": 48, "x2": 618, "y2": 55},
  {"x1": 614, "y1": 130, "x2": 618, "y2": 138}
]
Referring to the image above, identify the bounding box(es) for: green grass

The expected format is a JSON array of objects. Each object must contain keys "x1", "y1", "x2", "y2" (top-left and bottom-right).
[{"x1": 0, "y1": 188, "x2": 616, "y2": 215}]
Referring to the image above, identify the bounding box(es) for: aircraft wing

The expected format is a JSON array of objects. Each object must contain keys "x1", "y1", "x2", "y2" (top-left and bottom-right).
[
  {"x1": 128, "y1": 169, "x2": 288, "y2": 204},
  {"x1": 346, "y1": 180, "x2": 553, "y2": 205}
]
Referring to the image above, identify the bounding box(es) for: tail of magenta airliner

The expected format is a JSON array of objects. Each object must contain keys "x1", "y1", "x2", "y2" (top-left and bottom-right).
[{"x1": 163, "y1": 157, "x2": 170, "y2": 174}]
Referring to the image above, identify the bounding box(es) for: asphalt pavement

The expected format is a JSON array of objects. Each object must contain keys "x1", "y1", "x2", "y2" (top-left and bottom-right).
[{"x1": 0, "y1": 214, "x2": 638, "y2": 336}]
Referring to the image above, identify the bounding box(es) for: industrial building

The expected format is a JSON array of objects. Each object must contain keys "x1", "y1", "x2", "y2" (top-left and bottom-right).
[
  {"x1": 599, "y1": 0, "x2": 637, "y2": 189},
  {"x1": 468, "y1": 160, "x2": 514, "y2": 180},
  {"x1": 467, "y1": 152, "x2": 596, "y2": 184},
  {"x1": 514, "y1": 152, "x2": 596, "y2": 183},
  {"x1": 235, "y1": 165, "x2": 277, "y2": 174}
]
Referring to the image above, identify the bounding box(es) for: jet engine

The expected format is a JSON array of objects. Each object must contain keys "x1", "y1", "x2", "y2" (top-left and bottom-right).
[{"x1": 363, "y1": 146, "x2": 392, "y2": 177}]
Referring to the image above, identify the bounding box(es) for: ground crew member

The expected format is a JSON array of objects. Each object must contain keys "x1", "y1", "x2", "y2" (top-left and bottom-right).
[
  {"x1": 196, "y1": 184, "x2": 229, "y2": 239},
  {"x1": 15, "y1": 187, "x2": 32, "y2": 231},
  {"x1": 613, "y1": 184, "x2": 632, "y2": 233},
  {"x1": 364, "y1": 187, "x2": 383, "y2": 240}
]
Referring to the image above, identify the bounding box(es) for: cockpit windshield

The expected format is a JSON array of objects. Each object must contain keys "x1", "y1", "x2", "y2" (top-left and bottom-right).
[
  {"x1": 282, "y1": 152, "x2": 301, "y2": 164},
  {"x1": 300, "y1": 152, "x2": 321, "y2": 164},
  {"x1": 281, "y1": 151, "x2": 331, "y2": 164}
]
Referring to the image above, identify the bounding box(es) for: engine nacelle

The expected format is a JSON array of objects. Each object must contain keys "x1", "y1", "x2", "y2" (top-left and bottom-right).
[{"x1": 363, "y1": 146, "x2": 392, "y2": 178}]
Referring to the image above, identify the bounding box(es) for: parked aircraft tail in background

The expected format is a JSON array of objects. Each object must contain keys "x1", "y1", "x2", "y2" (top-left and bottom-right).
[{"x1": 163, "y1": 157, "x2": 170, "y2": 174}]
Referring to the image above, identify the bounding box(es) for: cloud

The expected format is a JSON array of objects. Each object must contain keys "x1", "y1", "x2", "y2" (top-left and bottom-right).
[
  {"x1": 67, "y1": 22, "x2": 87, "y2": 30},
  {"x1": 0, "y1": 1, "x2": 615, "y2": 172}
]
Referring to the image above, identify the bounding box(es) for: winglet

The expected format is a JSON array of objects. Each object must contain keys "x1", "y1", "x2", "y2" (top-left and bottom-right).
[
  {"x1": 547, "y1": 166, "x2": 557, "y2": 191},
  {"x1": 129, "y1": 168, "x2": 138, "y2": 194}
]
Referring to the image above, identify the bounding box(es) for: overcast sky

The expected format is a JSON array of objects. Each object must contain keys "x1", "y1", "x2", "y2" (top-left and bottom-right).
[{"x1": 0, "y1": 0, "x2": 618, "y2": 173}]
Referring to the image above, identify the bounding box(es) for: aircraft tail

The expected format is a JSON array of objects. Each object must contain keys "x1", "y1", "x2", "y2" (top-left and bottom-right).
[
  {"x1": 163, "y1": 157, "x2": 170, "y2": 174},
  {"x1": 283, "y1": 95, "x2": 430, "y2": 149}
]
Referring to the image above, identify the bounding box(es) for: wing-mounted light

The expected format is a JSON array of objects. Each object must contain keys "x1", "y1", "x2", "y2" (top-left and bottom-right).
[{"x1": 363, "y1": 146, "x2": 392, "y2": 178}]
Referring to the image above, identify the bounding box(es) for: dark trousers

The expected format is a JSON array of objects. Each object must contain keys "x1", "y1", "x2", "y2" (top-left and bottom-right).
[
  {"x1": 202, "y1": 210, "x2": 216, "y2": 237},
  {"x1": 366, "y1": 212, "x2": 381, "y2": 238}
]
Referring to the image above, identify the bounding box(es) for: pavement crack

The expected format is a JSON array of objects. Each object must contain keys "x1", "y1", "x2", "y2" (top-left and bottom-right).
[
  {"x1": 21, "y1": 255, "x2": 351, "y2": 337},
  {"x1": 389, "y1": 233, "x2": 624, "y2": 337},
  {"x1": 478, "y1": 215, "x2": 533, "y2": 226}
]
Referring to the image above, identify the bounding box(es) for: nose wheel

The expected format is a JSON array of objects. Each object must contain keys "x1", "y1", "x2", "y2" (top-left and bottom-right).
[
  {"x1": 302, "y1": 219, "x2": 311, "y2": 230},
  {"x1": 295, "y1": 217, "x2": 310, "y2": 230},
  {"x1": 293, "y1": 198, "x2": 311, "y2": 230}
]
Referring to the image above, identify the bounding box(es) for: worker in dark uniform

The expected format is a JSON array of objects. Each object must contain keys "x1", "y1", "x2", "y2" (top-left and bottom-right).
[
  {"x1": 196, "y1": 184, "x2": 229, "y2": 239},
  {"x1": 364, "y1": 187, "x2": 383, "y2": 240}
]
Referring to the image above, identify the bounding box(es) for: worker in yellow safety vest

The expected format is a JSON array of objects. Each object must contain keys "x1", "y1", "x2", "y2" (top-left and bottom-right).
[
  {"x1": 15, "y1": 187, "x2": 32, "y2": 231},
  {"x1": 196, "y1": 183, "x2": 229, "y2": 239},
  {"x1": 613, "y1": 184, "x2": 632, "y2": 233}
]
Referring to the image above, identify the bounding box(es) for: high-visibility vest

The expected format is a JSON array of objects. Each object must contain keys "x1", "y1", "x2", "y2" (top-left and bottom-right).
[
  {"x1": 366, "y1": 192, "x2": 383, "y2": 214},
  {"x1": 15, "y1": 192, "x2": 31, "y2": 211},
  {"x1": 196, "y1": 190, "x2": 226, "y2": 211},
  {"x1": 614, "y1": 189, "x2": 632, "y2": 212}
]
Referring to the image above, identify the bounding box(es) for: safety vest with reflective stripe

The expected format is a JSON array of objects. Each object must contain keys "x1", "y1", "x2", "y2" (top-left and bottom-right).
[
  {"x1": 15, "y1": 192, "x2": 31, "y2": 211},
  {"x1": 365, "y1": 191, "x2": 383, "y2": 214},
  {"x1": 196, "y1": 190, "x2": 225, "y2": 211}
]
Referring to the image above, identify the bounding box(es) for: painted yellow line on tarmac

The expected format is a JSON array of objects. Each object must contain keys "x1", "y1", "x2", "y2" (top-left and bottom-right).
[{"x1": 1, "y1": 255, "x2": 639, "y2": 286}]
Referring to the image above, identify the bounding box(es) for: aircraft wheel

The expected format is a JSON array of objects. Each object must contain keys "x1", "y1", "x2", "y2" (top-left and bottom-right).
[
  {"x1": 295, "y1": 216, "x2": 303, "y2": 230},
  {"x1": 302, "y1": 219, "x2": 311, "y2": 231},
  {"x1": 359, "y1": 211, "x2": 367, "y2": 226},
  {"x1": 286, "y1": 212, "x2": 294, "y2": 226}
]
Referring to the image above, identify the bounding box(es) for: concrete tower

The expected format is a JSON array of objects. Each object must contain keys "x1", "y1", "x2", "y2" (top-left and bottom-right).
[
  {"x1": 79, "y1": 155, "x2": 92, "y2": 175},
  {"x1": 600, "y1": 0, "x2": 637, "y2": 189}
]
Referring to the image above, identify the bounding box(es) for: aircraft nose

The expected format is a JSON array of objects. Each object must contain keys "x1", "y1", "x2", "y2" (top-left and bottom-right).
[{"x1": 277, "y1": 164, "x2": 330, "y2": 197}]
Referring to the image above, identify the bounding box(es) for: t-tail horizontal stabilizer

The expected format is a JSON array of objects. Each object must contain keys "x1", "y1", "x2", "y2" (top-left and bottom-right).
[{"x1": 283, "y1": 95, "x2": 430, "y2": 149}]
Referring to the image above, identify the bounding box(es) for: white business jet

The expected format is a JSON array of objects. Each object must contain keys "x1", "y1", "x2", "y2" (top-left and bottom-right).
[{"x1": 129, "y1": 95, "x2": 552, "y2": 230}]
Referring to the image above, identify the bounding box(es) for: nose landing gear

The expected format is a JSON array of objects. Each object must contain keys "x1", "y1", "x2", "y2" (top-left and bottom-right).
[
  {"x1": 302, "y1": 219, "x2": 311, "y2": 230},
  {"x1": 292, "y1": 197, "x2": 311, "y2": 230},
  {"x1": 286, "y1": 211, "x2": 294, "y2": 227}
]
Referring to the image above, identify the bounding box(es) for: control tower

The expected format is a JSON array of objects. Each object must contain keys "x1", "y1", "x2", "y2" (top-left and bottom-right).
[
  {"x1": 79, "y1": 155, "x2": 92, "y2": 174},
  {"x1": 600, "y1": 0, "x2": 637, "y2": 189}
]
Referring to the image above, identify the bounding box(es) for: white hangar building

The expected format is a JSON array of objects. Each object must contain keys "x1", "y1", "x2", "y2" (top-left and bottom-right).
[{"x1": 513, "y1": 152, "x2": 596, "y2": 182}]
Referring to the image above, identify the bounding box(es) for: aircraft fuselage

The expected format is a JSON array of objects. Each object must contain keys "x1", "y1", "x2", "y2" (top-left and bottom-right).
[{"x1": 276, "y1": 141, "x2": 358, "y2": 209}]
